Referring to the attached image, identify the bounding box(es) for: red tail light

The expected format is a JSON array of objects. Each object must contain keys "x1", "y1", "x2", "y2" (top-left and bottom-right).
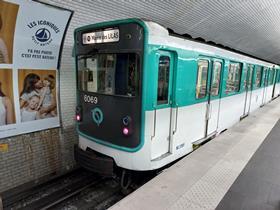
[
  {"x1": 76, "y1": 114, "x2": 81, "y2": 121},
  {"x1": 123, "y1": 127, "x2": 129, "y2": 136},
  {"x1": 76, "y1": 106, "x2": 82, "y2": 122}
]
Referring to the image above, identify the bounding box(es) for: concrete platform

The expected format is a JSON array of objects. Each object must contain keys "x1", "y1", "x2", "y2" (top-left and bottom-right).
[
  {"x1": 110, "y1": 97, "x2": 280, "y2": 210},
  {"x1": 216, "y1": 119, "x2": 280, "y2": 209}
]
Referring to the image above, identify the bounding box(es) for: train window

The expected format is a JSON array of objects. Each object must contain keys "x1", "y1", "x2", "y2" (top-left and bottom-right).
[
  {"x1": 226, "y1": 63, "x2": 242, "y2": 93},
  {"x1": 211, "y1": 61, "x2": 222, "y2": 96},
  {"x1": 269, "y1": 69, "x2": 275, "y2": 85},
  {"x1": 247, "y1": 65, "x2": 254, "y2": 89},
  {"x1": 196, "y1": 60, "x2": 209, "y2": 99},
  {"x1": 243, "y1": 66, "x2": 248, "y2": 89},
  {"x1": 157, "y1": 56, "x2": 170, "y2": 105},
  {"x1": 255, "y1": 66, "x2": 262, "y2": 88},
  {"x1": 77, "y1": 53, "x2": 139, "y2": 97},
  {"x1": 263, "y1": 68, "x2": 268, "y2": 86}
]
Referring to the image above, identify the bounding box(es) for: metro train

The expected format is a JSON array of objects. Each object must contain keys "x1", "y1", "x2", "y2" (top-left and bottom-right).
[{"x1": 73, "y1": 18, "x2": 280, "y2": 178}]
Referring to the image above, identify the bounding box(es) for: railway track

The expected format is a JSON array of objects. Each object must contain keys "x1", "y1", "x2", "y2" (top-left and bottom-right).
[
  {"x1": 28, "y1": 177, "x2": 103, "y2": 210},
  {"x1": 3, "y1": 169, "x2": 121, "y2": 210},
  {"x1": 51, "y1": 179, "x2": 123, "y2": 210},
  {"x1": 3, "y1": 168, "x2": 157, "y2": 210}
]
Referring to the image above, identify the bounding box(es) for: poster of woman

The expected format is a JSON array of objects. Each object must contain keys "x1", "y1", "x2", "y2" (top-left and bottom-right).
[
  {"x1": 18, "y1": 69, "x2": 57, "y2": 122},
  {"x1": 0, "y1": 0, "x2": 71, "y2": 138},
  {"x1": 0, "y1": 0, "x2": 19, "y2": 64},
  {"x1": 0, "y1": 68, "x2": 15, "y2": 125}
]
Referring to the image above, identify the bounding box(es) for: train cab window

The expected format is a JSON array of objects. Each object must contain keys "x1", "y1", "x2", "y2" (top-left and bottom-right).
[
  {"x1": 226, "y1": 63, "x2": 242, "y2": 93},
  {"x1": 255, "y1": 66, "x2": 262, "y2": 88},
  {"x1": 196, "y1": 60, "x2": 209, "y2": 99},
  {"x1": 211, "y1": 61, "x2": 222, "y2": 96},
  {"x1": 77, "y1": 53, "x2": 139, "y2": 97},
  {"x1": 157, "y1": 56, "x2": 170, "y2": 105}
]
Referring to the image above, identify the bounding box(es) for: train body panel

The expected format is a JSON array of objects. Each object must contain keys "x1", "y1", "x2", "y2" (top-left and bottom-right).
[
  {"x1": 264, "y1": 85, "x2": 273, "y2": 104},
  {"x1": 74, "y1": 19, "x2": 280, "y2": 174},
  {"x1": 150, "y1": 108, "x2": 173, "y2": 160},
  {"x1": 275, "y1": 83, "x2": 280, "y2": 97},
  {"x1": 218, "y1": 93, "x2": 245, "y2": 132},
  {"x1": 250, "y1": 88, "x2": 265, "y2": 112}
]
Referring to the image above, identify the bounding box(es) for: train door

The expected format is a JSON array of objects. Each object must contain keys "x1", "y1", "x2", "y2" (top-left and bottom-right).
[
  {"x1": 272, "y1": 69, "x2": 277, "y2": 98},
  {"x1": 261, "y1": 68, "x2": 268, "y2": 106},
  {"x1": 206, "y1": 60, "x2": 223, "y2": 136},
  {"x1": 262, "y1": 68, "x2": 269, "y2": 105},
  {"x1": 151, "y1": 51, "x2": 175, "y2": 160},
  {"x1": 243, "y1": 64, "x2": 254, "y2": 115}
]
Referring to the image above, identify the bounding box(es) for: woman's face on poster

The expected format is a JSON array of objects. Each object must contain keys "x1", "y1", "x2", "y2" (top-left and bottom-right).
[{"x1": 34, "y1": 79, "x2": 43, "y2": 89}]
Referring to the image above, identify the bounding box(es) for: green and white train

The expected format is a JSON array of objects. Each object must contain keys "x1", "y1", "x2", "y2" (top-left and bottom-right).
[{"x1": 74, "y1": 19, "x2": 280, "y2": 176}]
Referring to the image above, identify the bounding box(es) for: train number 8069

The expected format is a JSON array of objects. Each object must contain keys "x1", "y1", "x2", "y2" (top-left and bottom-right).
[{"x1": 84, "y1": 94, "x2": 98, "y2": 104}]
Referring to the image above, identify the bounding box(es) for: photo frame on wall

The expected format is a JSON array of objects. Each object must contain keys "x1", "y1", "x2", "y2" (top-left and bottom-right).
[{"x1": 0, "y1": 0, "x2": 73, "y2": 139}]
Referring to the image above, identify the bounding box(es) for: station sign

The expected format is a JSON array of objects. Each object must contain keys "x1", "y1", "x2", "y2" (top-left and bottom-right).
[{"x1": 82, "y1": 29, "x2": 119, "y2": 44}]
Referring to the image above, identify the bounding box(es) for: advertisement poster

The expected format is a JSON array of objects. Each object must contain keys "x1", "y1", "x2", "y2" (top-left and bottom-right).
[{"x1": 0, "y1": 0, "x2": 72, "y2": 138}]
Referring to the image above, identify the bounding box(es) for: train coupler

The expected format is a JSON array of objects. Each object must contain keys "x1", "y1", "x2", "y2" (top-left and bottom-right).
[{"x1": 74, "y1": 144, "x2": 115, "y2": 177}]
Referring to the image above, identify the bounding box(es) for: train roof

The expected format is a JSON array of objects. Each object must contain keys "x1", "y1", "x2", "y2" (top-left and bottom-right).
[
  {"x1": 144, "y1": 20, "x2": 278, "y2": 68},
  {"x1": 75, "y1": 18, "x2": 278, "y2": 68}
]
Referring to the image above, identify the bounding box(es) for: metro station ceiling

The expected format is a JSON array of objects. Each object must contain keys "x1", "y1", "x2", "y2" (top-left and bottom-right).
[{"x1": 48, "y1": 0, "x2": 280, "y2": 64}]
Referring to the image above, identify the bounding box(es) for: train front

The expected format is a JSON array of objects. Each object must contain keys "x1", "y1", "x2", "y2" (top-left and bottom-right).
[{"x1": 74, "y1": 20, "x2": 145, "y2": 176}]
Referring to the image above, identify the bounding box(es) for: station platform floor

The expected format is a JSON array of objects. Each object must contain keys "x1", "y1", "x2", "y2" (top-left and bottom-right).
[{"x1": 110, "y1": 97, "x2": 280, "y2": 210}]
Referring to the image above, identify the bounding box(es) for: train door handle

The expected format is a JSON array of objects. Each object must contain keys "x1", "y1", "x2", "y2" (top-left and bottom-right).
[
  {"x1": 151, "y1": 108, "x2": 157, "y2": 139},
  {"x1": 206, "y1": 103, "x2": 211, "y2": 120},
  {"x1": 205, "y1": 104, "x2": 209, "y2": 120},
  {"x1": 173, "y1": 106, "x2": 179, "y2": 135},
  {"x1": 209, "y1": 104, "x2": 212, "y2": 119}
]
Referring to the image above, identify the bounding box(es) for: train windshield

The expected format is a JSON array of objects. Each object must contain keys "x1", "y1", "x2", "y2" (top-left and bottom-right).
[{"x1": 77, "y1": 53, "x2": 140, "y2": 97}]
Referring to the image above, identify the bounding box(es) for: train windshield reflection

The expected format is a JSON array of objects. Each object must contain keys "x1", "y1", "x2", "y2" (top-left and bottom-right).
[{"x1": 77, "y1": 53, "x2": 140, "y2": 97}]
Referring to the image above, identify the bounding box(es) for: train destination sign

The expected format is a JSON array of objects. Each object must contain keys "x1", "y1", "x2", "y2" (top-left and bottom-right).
[{"x1": 82, "y1": 29, "x2": 119, "y2": 44}]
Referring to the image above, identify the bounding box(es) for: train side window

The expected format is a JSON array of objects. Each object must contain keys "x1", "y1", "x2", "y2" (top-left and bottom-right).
[
  {"x1": 226, "y1": 63, "x2": 242, "y2": 93},
  {"x1": 157, "y1": 56, "x2": 170, "y2": 105},
  {"x1": 269, "y1": 69, "x2": 275, "y2": 85},
  {"x1": 255, "y1": 66, "x2": 262, "y2": 88},
  {"x1": 211, "y1": 61, "x2": 222, "y2": 96},
  {"x1": 196, "y1": 60, "x2": 209, "y2": 99},
  {"x1": 264, "y1": 68, "x2": 269, "y2": 86},
  {"x1": 244, "y1": 64, "x2": 256, "y2": 90},
  {"x1": 243, "y1": 66, "x2": 248, "y2": 89},
  {"x1": 247, "y1": 65, "x2": 254, "y2": 89}
]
